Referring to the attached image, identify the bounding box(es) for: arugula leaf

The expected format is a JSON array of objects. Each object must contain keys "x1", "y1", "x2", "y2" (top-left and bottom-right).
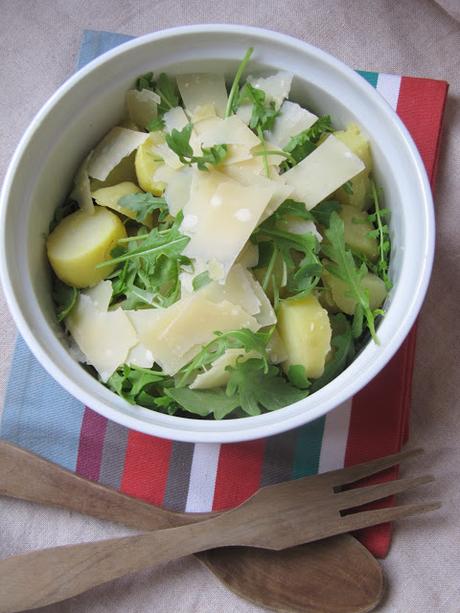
[
  {"x1": 165, "y1": 387, "x2": 241, "y2": 419},
  {"x1": 237, "y1": 82, "x2": 280, "y2": 132},
  {"x1": 342, "y1": 180, "x2": 354, "y2": 195},
  {"x1": 310, "y1": 314, "x2": 355, "y2": 392},
  {"x1": 52, "y1": 278, "x2": 79, "y2": 322},
  {"x1": 252, "y1": 211, "x2": 322, "y2": 297},
  {"x1": 155, "y1": 72, "x2": 180, "y2": 115},
  {"x1": 368, "y1": 181, "x2": 392, "y2": 290},
  {"x1": 226, "y1": 358, "x2": 308, "y2": 416},
  {"x1": 118, "y1": 192, "x2": 168, "y2": 224},
  {"x1": 280, "y1": 115, "x2": 333, "y2": 171},
  {"x1": 192, "y1": 271, "x2": 212, "y2": 291},
  {"x1": 106, "y1": 364, "x2": 170, "y2": 405},
  {"x1": 310, "y1": 200, "x2": 342, "y2": 227},
  {"x1": 287, "y1": 365, "x2": 311, "y2": 389},
  {"x1": 321, "y1": 212, "x2": 378, "y2": 342},
  {"x1": 147, "y1": 116, "x2": 166, "y2": 132},
  {"x1": 225, "y1": 47, "x2": 254, "y2": 117},
  {"x1": 136, "y1": 72, "x2": 155, "y2": 92},
  {"x1": 175, "y1": 328, "x2": 272, "y2": 388},
  {"x1": 165, "y1": 124, "x2": 228, "y2": 170},
  {"x1": 104, "y1": 215, "x2": 190, "y2": 309}
]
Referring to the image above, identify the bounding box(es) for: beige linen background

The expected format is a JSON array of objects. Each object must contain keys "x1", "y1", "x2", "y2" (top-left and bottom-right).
[{"x1": 1, "y1": 1, "x2": 459, "y2": 611}]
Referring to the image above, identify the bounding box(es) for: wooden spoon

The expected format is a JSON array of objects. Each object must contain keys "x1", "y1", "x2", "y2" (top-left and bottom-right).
[{"x1": 0, "y1": 440, "x2": 384, "y2": 612}]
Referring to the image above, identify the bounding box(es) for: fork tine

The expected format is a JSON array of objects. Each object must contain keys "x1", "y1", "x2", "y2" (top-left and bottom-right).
[
  {"x1": 337, "y1": 500, "x2": 441, "y2": 534},
  {"x1": 319, "y1": 448, "x2": 424, "y2": 487},
  {"x1": 336, "y1": 474, "x2": 434, "y2": 511}
]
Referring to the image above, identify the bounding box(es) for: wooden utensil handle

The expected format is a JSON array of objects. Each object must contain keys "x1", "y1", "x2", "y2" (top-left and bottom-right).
[
  {"x1": 0, "y1": 518, "x2": 232, "y2": 613},
  {"x1": 0, "y1": 441, "x2": 212, "y2": 529}
]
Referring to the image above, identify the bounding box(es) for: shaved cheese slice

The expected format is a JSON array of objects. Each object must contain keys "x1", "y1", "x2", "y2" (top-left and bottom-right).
[
  {"x1": 198, "y1": 116, "x2": 260, "y2": 149},
  {"x1": 220, "y1": 144, "x2": 254, "y2": 166},
  {"x1": 268, "y1": 101, "x2": 318, "y2": 149},
  {"x1": 71, "y1": 153, "x2": 94, "y2": 214},
  {"x1": 246, "y1": 272, "x2": 277, "y2": 327},
  {"x1": 160, "y1": 297, "x2": 259, "y2": 358},
  {"x1": 223, "y1": 166, "x2": 293, "y2": 222},
  {"x1": 247, "y1": 71, "x2": 293, "y2": 109},
  {"x1": 224, "y1": 154, "x2": 265, "y2": 174},
  {"x1": 153, "y1": 164, "x2": 177, "y2": 184},
  {"x1": 177, "y1": 73, "x2": 228, "y2": 118},
  {"x1": 181, "y1": 170, "x2": 275, "y2": 277},
  {"x1": 92, "y1": 182, "x2": 144, "y2": 221},
  {"x1": 151, "y1": 142, "x2": 183, "y2": 169},
  {"x1": 278, "y1": 216, "x2": 323, "y2": 242},
  {"x1": 251, "y1": 141, "x2": 286, "y2": 167},
  {"x1": 66, "y1": 295, "x2": 137, "y2": 382},
  {"x1": 163, "y1": 106, "x2": 189, "y2": 133},
  {"x1": 190, "y1": 103, "x2": 217, "y2": 123},
  {"x1": 85, "y1": 280, "x2": 113, "y2": 311},
  {"x1": 236, "y1": 241, "x2": 259, "y2": 268},
  {"x1": 128, "y1": 293, "x2": 259, "y2": 375},
  {"x1": 190, "y1": 348, "x2": 258, "y2": 390},
  {"x1": 88, "y1": 127, "x2": 149, "y2": 181},
  {"x1": 164, "y1": 166, "x2": 193, "y2": 215},
  {"x1": 267, "y1": 330, "x2": 288, "y2": 364},
  {"x1": 282, "y1": 135, "x2": 366, "y2": 209},
  {"x1": 126, "y1": 89, "x2": 159, "y2": 130},
  {"x1": 203, "y1": 264, "x2": 261, "y2": 316},
  {"x1": 126, "y1": 343, "x2": 155, "y2": 368},
  {"x1": 236, "y1": 103, "x2": 252, "y2": 125}
]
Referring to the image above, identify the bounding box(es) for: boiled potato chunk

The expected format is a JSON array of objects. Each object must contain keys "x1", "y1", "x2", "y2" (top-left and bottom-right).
[
  {"x1": 334, "y1": 123, "x2": 373, "y2": 171},
  {"x1": 322, "y1": 268, "x2": 387, "y2": 315},
  {"x1": 92, "y1": 181, "x2": 148, "y2": 223},
  {"x1": 277, "y1": 294, "x2": 332, "y2": 379},
  {"x1": 333, "y1": 124, "x2": 372, "y2": 210},
  {"x1": 334, "y1": 172, "x2": 371, "y2": 211},
  {"x1": 47, "y1": 206, "x2": 127, "y2": 288},
  {"x1": 339, "y1": 205, "x2": 378, "y2": 261},
  {"x1": 135, "y1": 134, "x2": 166, "y2": 195}
]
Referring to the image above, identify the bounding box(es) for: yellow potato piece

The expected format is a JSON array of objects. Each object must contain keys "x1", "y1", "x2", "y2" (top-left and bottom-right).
[
  {"x1": 277, "y1": 294, "x2": 332, "y2": 379},
  {"x1": 322, "y1": 268, "x2": 387, "y2": 315},
  {"x1": 92, "y1": 181, "x2": 150, "y2": 224},
  {"x1": 47, "y1": 206, "x2": 127, "y2": 288},
  {"x1": 334, "y1": 123, "x2": 373, "y2": 172},
  {"x1": 135, "y1": 134, "x2": 166, "y2": 195},
  {"x1": 333, "y1": 124, "x2": 372, "y2": 210},
  {"x1": 339, "y1": 204, "x2": 378, "y2": 261}
]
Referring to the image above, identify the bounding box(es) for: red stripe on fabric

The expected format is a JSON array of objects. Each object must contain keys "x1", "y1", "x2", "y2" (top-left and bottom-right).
[
  {"x1": 344, "y1": 76, "x2": 447, "y2": 557},
  {"x1": 396, "y1": 77, "x2": 448, "y2": 185},
  {"x1": 344, "y1": 337, "x2": 413, "y2": 557},
  {"x1": 212, "y1": 440, "x2": 266, "y2": 511},
  {"x1": 76, "y1": 407, "x2": 108, "y2": 481},
  {"x1": 120, "y1": 432, "x2": 172, "y2": 505}
]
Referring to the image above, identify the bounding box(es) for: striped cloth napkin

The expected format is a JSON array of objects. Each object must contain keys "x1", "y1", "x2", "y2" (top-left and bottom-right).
[{"x1": 0, "y1": 30, "x2": 448, "y2": 558}]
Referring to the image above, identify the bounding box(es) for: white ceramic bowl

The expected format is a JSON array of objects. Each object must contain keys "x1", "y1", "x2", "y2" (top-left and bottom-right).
[{"x1": 0, "y1": 25, "x2": 434, "y2": 443}]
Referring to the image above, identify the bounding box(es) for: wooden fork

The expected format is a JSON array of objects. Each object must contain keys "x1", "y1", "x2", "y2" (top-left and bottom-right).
[{"x1": 0, "y1": 447, "x2": 439, "y2": 613}]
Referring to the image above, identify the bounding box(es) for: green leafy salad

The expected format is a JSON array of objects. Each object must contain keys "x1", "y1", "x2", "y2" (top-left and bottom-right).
[{"x1": 46, "y1": 48, "x2": 391, "y2": 419}]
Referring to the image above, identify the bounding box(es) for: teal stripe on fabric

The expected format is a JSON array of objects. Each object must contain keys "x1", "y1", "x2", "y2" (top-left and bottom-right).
[
  {"x1": 77, "y1": 30, "x2": 134, "y2": 70},
  {"x1": 0, "y1": 338, "x2": 85, "y2": 470},
  {"x1": 291, "y1": 416, "x2": 326, "y2": 478},
  {"x1": 357, "y1": 70, "x2": 379, "y2": 88}
]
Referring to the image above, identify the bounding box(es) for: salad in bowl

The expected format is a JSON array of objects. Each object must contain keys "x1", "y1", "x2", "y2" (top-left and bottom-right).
[{"x1": 46, "y1": 48, "x2": 391, "y2": 421}]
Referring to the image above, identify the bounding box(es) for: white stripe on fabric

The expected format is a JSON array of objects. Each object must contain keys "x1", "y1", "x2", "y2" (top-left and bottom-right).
[
  {"x1": 318, "y1": 399, "x2": 352, "y2": 473},
  {"x1": 376, "y1": 73, "x2": 402, "y2": 110},
  {"x1": 185, "y1": 443, "x2": 221, "y2": 512}
]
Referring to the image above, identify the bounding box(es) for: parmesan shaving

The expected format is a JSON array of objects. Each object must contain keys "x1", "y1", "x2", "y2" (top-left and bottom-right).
[{"x1": 88, "y1": 127, "x2": 149, "y2": 181}]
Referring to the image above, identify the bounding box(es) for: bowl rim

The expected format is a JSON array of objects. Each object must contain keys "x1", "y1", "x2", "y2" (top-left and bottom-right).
[{"x1": 0, "y1": 24, "x2": 435, "y2": 443}]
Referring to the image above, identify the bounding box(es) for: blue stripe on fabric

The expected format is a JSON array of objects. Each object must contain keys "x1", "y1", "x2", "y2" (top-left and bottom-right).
[
  {"x1": 0, "y1": 337, "x2": 85, "y2": 470},
  {"x1": 357, "y1": 70, "x2": 379, "y2": 88},
  {"x1": 291, "y1": 415, "x2": 326, "y2": 478},
  {"x1": 77, "y1": 30, "x2": 134, "y2": 70}
]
